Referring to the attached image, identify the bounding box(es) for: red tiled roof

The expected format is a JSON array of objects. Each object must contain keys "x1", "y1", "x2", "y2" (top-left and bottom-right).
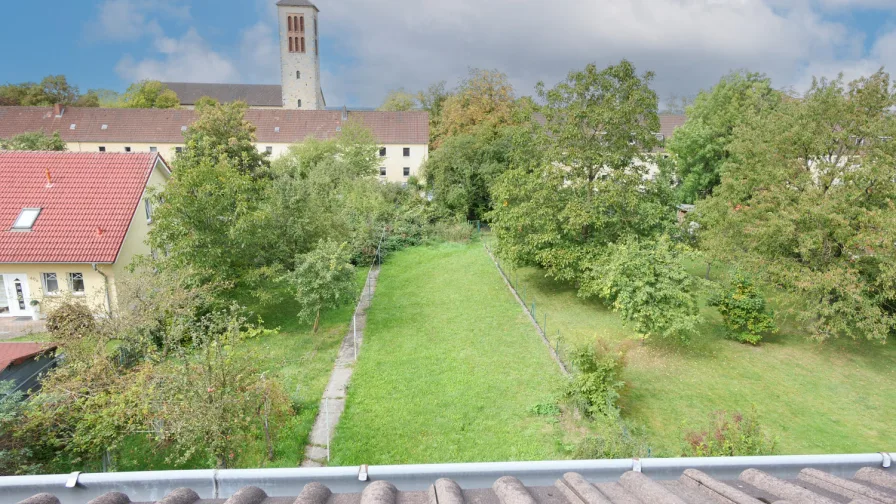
[
  {"x1": 0, "y1": 107, "x2": 430, "y2": 145},
  {"x1": 0, "y1": 342, "x2": 56, "y2": 371},
  {"x1": 0, "y1": 151, "x2": 165, "y2": 263}
]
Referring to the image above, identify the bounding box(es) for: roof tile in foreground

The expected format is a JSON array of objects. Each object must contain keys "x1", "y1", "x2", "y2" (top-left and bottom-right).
[{"x1": 10, "y1": 465, "x2": 896, "y2": 504}]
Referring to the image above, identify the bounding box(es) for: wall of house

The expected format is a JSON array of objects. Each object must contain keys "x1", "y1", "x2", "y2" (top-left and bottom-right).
[
  {"x1": 62, "y1": 142, "x2": 430, "y2": 181},
  {"x1": 0, "y1": 264, "x2": 112, "y2": 317},
  {"x1": 108, "y1": 160, "x2": 171, "y2": 310},
  {"x1": 66, "y1": 142, "x2": 182, "y2": 163},
  {"x1": 377, "y1": 144, "x2": 430, "y2": 183}
]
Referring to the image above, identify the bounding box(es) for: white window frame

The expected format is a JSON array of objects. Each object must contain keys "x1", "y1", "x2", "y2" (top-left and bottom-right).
[
  {"x1": 12, "y1": 208, "x2": 41, "y2": 230},
  {"x1": 68, "y1": 273, "x2": 85, "y2": 295},
  {"x1": 403, "y1": 167, "x2": 410, "y2": 177},
  {"x1": 41, "y1": 273, "x2": 59, "y2": 295},
  {"x1": 144, "y1": 198, "x2": 153, "y2": 223},
  {"x1": 403, "y1": 147, "x2": 410, "y2": 157},
  {"x1": 379, "y1": 167, "x2": 387, "y2": 177}
]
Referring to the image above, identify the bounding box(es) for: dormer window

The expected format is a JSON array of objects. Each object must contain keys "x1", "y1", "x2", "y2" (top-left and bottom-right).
[{"x1": 12, "y1": 208, "x2": 41, "y2": 230}]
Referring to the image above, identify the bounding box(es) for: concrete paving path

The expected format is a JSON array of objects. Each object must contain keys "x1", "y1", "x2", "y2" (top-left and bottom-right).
[{"x1": 301, "y1": 265, "x2": 380, "y2": 467}]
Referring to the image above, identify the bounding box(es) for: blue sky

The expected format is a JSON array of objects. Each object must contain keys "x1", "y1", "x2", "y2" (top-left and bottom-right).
[{"x1": 2, "y1": 1, "x2": 896, "y2": 107}]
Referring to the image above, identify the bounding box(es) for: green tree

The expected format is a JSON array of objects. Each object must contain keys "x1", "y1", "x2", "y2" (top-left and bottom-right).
[
  {"x1": 491, "y1": 60, "x2": 671, "y2": 283},
  {"x1": 178, "y1": 100, "x2": 270, "y2": 175},
  {"x1": 0, "y1": 131, "x2": 66, "y2": 151},
  {"x1": 288, "y1": 240, "x2": 357, "y2": 332},
  {"x1": 667, "y1": 71, "x2": 779, "y2": 203},
  {"x1": 422, "y1": 125, "x2": 522, "y2": 220},
  {"x1": 432, "y1": 69, "x2": 518, "y2": 148},
  {"x1": 418, "y1": 81, "x2": 449, "y2": 148},
  {"x1": 149, "y1": 101, "x2": 270, "y2": 286},
  {"x1": 378, "y1": 88, "x2": 417, "y2": 111},
  {"x1": 698, "y1": 69, "x2": 896, "y2": 342},
  {"x1": 580, "y1": 236, "x2": 701, "y2": 342},
  {"x1": 708, "y1": 271, "x2": 776, "y2": 345},
  {"x1": 119, "y1": 80, "x2": 180, "y2": 109},
  {"x1": 0, "y1": 75, "x2": 82, "y2": 106}
]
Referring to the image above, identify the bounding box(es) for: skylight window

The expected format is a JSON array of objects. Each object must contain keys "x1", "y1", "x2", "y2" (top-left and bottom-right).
[
  {"x1": 12, "y1": 208, "x2": 41, "y2": 230},
  {"x1": 101, "y1": 124, "x2": 108, "y2": 130},
  {"x1": 181, "y1": 126, "x2": 188, "y2": 132},
  {"x1": 69, "y1": 124, "x2": 76, "y2": 130},
  {"x1": 274, "y1": 126, "x2": 280, "y2": 133}
]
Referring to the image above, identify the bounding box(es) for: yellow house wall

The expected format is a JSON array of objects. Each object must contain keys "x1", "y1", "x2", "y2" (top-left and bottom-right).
[
  {"x1": 0, "y1": 160, "x2": 169, "y2": 318},
  {"x1": 0, "y1": 264, "x2": 112, "y2": 317},
  {"x1": 66, "y1": 142, "x2": 182, "y2": 163}
]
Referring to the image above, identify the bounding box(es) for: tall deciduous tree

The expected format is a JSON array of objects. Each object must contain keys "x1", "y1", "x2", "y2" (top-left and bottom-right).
[
  {"x1": 119, "y1": 80, "x2": 180, "y2": 109},
  {"x1": 432, "y1": 69, "x2": 518, "y2": 148},
  {"x1": 491, "y1": 61, "x2": 697, "y2": 341},
  {"x1": 378, "y1": 88, "x2": 417, "y2": 111},
  {"x1": 0, "y1": 75, "x2": 93, "y2": 106},
  {"x1": 667, "y1": 71, "x2": 779, "y2": 203},
  {"x1": 697, "y1": 69, "x2": 896, "y2": 342},
  {"x1": 149, "y1": 101, "x2": 270, "y2": 286}
]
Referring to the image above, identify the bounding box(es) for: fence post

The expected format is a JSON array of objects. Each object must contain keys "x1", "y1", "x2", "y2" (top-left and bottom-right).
[
  {"x1": 326, "y1": 397, "x2": 330, "y2": 462},
  {"x1": 544, "y1": 313, "x2": 547, "y2": 336},
  {"x1": 353, "y1": 315, "x2": 357, "y2": 361}
]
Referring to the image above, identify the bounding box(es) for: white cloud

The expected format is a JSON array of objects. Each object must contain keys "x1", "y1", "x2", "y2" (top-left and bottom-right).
[
  {"x1": 91, "y1": 0, "x2": 895, "y2": 106},
  {"x1": 306, "y1": 0, "x2": 892, "y2": 106},
  {"x1": 115, "y1": 28, "x2": 240, "y2": 83},
  {"x1": 89, "y1": 0, "x2": 189, "y2": 41}
]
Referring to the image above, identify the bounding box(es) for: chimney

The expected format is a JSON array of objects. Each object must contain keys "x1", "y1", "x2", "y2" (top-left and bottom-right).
[
  {"x1": 53, "y1": 104, "x2": 65, "y2": 117},
  {"x1": 45, "y1": 167, "x2": 52, "y2": 187},
  {"x1": 342, "y1": 106, "x2": 348, "y2": 122}
]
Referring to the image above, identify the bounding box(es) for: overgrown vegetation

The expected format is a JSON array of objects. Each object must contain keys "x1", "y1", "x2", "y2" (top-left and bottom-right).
[
  {"x1": 708, "y1": 271, "x2": 776, "y2": 344},
  {"x1": 682, "y1": 408, "x2": 776, "y2": 457},
  {"x1": 565, "y1": 342, "x2": 627, "y2": 417}
]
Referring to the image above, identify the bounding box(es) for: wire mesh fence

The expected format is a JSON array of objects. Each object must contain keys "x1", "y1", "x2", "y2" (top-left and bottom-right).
[{"x1": 483, "y1": 241, "x2": 575, "y2": 375}]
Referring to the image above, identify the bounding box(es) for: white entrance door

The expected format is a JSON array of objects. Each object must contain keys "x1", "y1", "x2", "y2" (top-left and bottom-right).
[{"x1": 1, "y1": 274, "x2": 31, "y2": 317}]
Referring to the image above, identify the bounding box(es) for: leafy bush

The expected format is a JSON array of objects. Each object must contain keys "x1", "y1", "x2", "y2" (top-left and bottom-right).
[
  {"x1": 288, "y1": 240, "x2": 357, "y2": 332},
  {"x1": 572, "y1": 413, "x2": 648, "y2": 459},
  {"x1": 45, "y1": 301, "x2": 96, "y2": 340},
  {"x1": 529, "y1": 401, "x2": 561, "y2": 416},
  {"x1": 581, "y1": 236, "x2": 702, "y2": 343},
  {"x1": 682, "y1": 407, "x2": 776, "y2": 457},
  {"x1": 708, "y1": 271, "x2": 776, "y2": 344},
  {"x1": 565, "y1": 341, "x2": 627, "y2": 418}
]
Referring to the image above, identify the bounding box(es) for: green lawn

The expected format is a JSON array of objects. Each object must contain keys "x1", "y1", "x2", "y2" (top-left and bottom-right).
[
  {"x1": 330, "y1": 242, "x2": 563, "y2": 465},
  {"x1": 499, "y1": 254, "x2": 896, "y2": 456}
]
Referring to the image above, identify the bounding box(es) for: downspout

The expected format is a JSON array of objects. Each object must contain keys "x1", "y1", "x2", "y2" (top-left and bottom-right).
[{"x1": 92, "y1": 263, "x2": 112, "y2": 316}]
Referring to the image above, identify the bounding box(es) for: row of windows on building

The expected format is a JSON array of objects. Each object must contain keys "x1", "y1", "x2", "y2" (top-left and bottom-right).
[
  {"x1": 380, "y1": 167, "x2": 411, "y2": 177},
  {"x1": 96, "y1": 146, "x2": 415, "y2": 156},
  {"x1": 380, "y1": 147, "x2": 412, "y2": 157},
  {"x1": 40, "y1": 272, "x2": 86, "y2": 296},
  {"x1": 98, "y1": 146, "x2": 182, "y2": 153}
]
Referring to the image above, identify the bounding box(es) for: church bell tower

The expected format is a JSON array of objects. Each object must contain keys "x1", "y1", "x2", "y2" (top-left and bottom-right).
[{"x1": 277, "y1": 0, "x2": 325, "y2": 110}]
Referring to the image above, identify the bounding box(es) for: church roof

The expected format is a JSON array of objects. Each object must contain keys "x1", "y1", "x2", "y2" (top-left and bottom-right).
[
  {"x1": 160, "y1": 82, "x2": 283, "y2": 107},
  {"x1": 276, "y1": 0, "x2": 319, "y2": 10}
]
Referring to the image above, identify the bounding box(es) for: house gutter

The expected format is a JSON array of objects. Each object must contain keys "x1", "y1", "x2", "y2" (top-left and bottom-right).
[
  {"x1": 0, "y1": 453, "x2": 891, "y2": 504},
  {"x1": 92, "y1": 263, "x2": 112, "y2": 316}
]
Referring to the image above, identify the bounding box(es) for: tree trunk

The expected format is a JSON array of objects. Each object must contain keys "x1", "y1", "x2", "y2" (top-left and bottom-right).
[{"x1": 313, "y1": 308, "x2": 321, "y2": 333}]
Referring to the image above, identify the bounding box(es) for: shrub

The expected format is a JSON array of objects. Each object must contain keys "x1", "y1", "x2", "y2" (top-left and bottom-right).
[
  {"x1": 708, "y1": 271, "x2": 776, "y2": 344},
  {"x1": 581, "y1": 236, "x2": 702, "y2": 343},
  {"x1": 572, "y1": 413, "x2": 648, "y2": 459},
  {"x1": 682, "y1": 407, "x2": 776, "y2": 457},
  {"x1": 428, "y1": 220, "x2": 475, "y2": 243},
  {"x1": 45, "y1": 301, "x2": 96, "y2": 340},
  {"x1": 565, "y1": 341, "x2": 626, "y2": 418}
]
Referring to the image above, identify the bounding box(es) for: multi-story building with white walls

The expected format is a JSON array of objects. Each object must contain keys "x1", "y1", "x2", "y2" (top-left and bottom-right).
[{"x1": 0, "y1": 0, "x2": 432, "y2": 181}]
